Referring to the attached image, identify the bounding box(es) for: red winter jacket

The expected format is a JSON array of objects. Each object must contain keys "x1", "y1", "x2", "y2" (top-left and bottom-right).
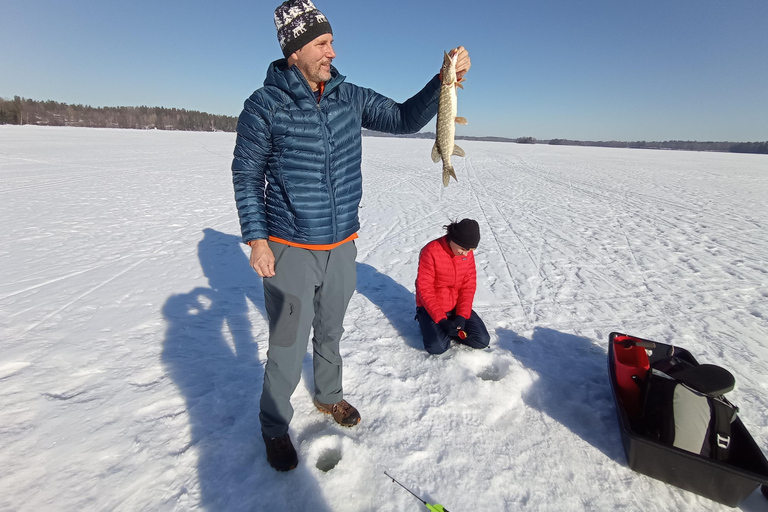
[{"x1": 415, "y1": 236, "x2": 477, "y2": 323}]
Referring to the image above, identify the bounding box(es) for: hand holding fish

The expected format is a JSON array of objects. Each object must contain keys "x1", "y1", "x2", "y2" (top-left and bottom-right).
[
  {"x1": 439, "y1": 47, "x2": 471, "y2": 82},
  {"x1": 451, "y1": 46, "x2": 471, "y2": 81}
]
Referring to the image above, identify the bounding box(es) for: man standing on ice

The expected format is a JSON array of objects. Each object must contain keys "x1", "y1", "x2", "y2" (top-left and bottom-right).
[{"x1": 232, "y1": 0, "x2": 471, "y2": 472}]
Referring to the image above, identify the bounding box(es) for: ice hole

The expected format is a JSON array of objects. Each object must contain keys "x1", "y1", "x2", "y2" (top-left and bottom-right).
[
  {"x1": 316, "y1": 448, "x2": 342, "y2": 472},
  {"x1": 478, "y1": 364, "x2": 504, "y2": 381}
]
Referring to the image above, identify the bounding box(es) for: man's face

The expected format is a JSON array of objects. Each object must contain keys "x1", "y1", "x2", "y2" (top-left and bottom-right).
[{"x1": 290, "y1": 33, "x2": 336, "y2": 90}]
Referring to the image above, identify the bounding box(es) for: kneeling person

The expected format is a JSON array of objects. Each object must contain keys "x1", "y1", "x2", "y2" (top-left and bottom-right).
[{"x1": 415, "y1": 219, "x2": 491, "y2": 354}]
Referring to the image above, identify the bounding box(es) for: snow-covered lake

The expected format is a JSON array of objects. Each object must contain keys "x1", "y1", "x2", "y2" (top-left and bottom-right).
[{"x1": 1, "y1": 125, "x2": 767, "y2": 511}]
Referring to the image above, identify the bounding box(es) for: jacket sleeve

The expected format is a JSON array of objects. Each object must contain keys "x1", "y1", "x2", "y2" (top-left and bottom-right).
[
  {"x1": 231, "y1": 95, "x2": 272, "y2": 243},
  {"x1": 455, "y1": 253, "x2": 477, "y2": 319},
  {"x1": 416, "y1": 244, "x2": 448, "y2": 323},
  {"x1": 360, "y1": 75, "x2": 441, "y2": 135}
]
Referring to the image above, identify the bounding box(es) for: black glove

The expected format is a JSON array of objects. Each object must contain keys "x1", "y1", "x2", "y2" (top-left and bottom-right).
[
  {"x1": 453, "y1": 315, "x2": 467, "y2": 332},
  {"x1": 438, "y1": 318, "x2": 455, "y2": 336}
]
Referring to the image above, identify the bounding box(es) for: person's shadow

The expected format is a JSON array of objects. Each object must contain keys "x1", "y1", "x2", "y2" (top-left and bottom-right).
[
  {"x1": 496, "y1": 327, "x2": 625, "y2": 464},
  {"x1": 161, "y1": 228, "x2": 332, "y2": 511},
  {"x1": 355, "y1": 262, "x2": 423, "y2": 349}
]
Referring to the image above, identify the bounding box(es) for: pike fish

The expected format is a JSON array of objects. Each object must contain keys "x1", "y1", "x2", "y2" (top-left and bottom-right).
[{"x1": 431, "y1": 51, "x2": 467, "y2": 187}]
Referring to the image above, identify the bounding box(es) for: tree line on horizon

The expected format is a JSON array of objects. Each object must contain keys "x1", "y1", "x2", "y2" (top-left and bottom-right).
[
  {"x1": 547, "y1": 138, "x2": 767, "y2": 154},
  {"x1": 366, "y1": 130, "x2": 767, "y2": 155},
  {"x1": 0, "y1": 96, "x2": 237, "y2": 132},
  {"x1": 2, "y1": 96, "x2": 765, "y2": 155}
]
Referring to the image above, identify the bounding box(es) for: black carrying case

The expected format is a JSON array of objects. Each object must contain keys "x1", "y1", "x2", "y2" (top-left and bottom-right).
[{"x1": 608, "y1": 331, "x2": 768, "y2": 507}]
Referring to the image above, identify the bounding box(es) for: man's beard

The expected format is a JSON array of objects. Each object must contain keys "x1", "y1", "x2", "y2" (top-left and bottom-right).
[{"x1": 311, "y1": 62, "x2": 332, "y2": 83}]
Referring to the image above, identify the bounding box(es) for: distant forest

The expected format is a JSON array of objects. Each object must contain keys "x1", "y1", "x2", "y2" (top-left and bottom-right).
[
  {"x1": 2, "y1": 96, "x2": 765, "y2": 154},
  {"x1": 546, "y1": 138, "x2": 767, "y2": 154},
  {"x1": 0, "y1": 96, "x2": 237, "y2": 132},
  {"x1": 365, "y1": 131, "x2": 768, "y2": 155}
]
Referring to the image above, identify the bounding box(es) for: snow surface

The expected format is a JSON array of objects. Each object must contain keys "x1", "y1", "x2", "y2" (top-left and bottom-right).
[{"x1": 1, "y1": 125, "x2": 768, "y2": 512}]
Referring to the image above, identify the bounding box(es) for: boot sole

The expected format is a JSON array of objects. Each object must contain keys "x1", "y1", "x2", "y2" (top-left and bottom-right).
[{"x1": 271, "y1": 462, "x2": 297, "y2": 472}]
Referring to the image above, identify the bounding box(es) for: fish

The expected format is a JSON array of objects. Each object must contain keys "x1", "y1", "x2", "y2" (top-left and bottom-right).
[{"x1": 431, "y1": 50, "x2": 467, "y2": 187}]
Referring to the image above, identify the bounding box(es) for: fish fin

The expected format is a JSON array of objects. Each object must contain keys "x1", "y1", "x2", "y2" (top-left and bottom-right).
[
  {"x1": 442, "y1": 165, "x2": 456, "y2": 187},
  {"x1": 456, "y1": 82, "x2": 464, "y2": 89},
  {"x1": 455, "y1": 117, "x2": 468, "y2": 125},
  {"x1": 431, "y1": 141, "x2": 441, "y2": 163},
  {"x1": 452, "y1": 144, "x2": 465, "y2": 158}
]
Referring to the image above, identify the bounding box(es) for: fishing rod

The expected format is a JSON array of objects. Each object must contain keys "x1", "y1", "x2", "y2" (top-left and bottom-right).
[{"x1": 384, "y1": 471, "x2": 450, "y2": 512}]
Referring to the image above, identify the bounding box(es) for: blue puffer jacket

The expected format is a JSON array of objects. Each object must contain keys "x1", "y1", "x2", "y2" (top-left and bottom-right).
[{"x1": 232, "y1": 60, "x2": 440, "y2": 245}]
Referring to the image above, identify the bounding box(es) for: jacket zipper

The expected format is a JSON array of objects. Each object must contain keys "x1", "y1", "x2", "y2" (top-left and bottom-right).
[{"x1": 317, "y1": 95, "x2": 337, "y2": 242}]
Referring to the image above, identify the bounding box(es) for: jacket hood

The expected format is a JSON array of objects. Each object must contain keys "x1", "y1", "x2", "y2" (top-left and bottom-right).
[{"x1": 264, "y1": 59, "x2": 346, "y2": 101}]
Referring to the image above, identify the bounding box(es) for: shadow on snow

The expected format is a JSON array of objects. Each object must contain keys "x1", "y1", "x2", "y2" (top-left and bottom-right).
[
  {"x1": 355, "y1": 262, "x2": 423, "y2": 350},
  {"x1": 161, "y1": 228, "x2": 332, "y2": 512},
  {"x1": 496, "y1": 326, "x2": 625, "y2": 465}
]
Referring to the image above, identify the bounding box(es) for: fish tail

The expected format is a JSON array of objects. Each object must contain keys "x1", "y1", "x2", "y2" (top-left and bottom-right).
[{"x1": 442, "y1": 165, "x2": 457, "y2": 187}]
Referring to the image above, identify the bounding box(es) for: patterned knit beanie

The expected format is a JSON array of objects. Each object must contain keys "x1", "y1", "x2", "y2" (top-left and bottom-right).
[
  {"x1": 447, "y1": 219, "x2": 480, "y2": 250},
  {"x1": 274, "y1": 0, "x2": 332, "y2": 58}
]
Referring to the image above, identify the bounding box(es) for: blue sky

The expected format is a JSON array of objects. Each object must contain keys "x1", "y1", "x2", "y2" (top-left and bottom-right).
[{"x1": 2, "y1": 0, "x2": 767, "y2": 141}]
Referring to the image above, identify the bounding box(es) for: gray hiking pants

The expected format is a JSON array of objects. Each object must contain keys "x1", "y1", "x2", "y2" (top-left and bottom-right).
[{"x1": 259, "y1": 240, "x2": 357, "y2": 438}]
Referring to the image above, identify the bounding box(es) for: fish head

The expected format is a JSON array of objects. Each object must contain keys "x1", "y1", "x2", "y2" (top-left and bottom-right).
[{"x1": 441, "y1": 50, "x2": 458, "y2": 85}]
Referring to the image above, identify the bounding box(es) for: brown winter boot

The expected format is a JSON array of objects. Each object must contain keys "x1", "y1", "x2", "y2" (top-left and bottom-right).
[{"x1": 313, "y1": 397, "x2": 361, "y2": 427}]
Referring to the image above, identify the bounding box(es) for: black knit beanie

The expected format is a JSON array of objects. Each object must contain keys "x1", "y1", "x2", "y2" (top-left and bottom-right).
[
  {"x1": 274, "y1": 0, "x2": 333, "y2": 58},
  {"x1": 447, "y1": 219, "x2": 480, "y2": 249}
]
